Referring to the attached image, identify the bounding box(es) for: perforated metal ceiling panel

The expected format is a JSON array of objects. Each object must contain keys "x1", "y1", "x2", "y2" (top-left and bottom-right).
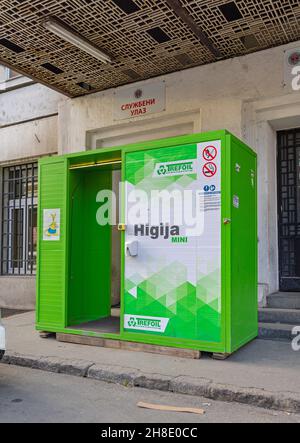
[{"x1": 0, "y1": 0, "x2": 299, "y2": 97}]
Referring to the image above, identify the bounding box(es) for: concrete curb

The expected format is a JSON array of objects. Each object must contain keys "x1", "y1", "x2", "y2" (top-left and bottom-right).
[{"x1": 2, "y1": 352, "x2": 300, "y2": 414}]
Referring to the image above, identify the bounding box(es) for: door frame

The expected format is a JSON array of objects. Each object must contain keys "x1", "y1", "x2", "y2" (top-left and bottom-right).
[{"x1": 277, "y1": 128, "x2": 300, "y2": 292}]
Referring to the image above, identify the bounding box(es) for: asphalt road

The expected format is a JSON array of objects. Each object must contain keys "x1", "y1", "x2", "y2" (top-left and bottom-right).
[{"x1": 0, "y1": 364, "x2": 299, "y2": 423}]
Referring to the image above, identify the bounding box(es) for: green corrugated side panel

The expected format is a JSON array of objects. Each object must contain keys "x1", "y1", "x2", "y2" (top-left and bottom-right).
[
  {"x1": 229, "y1": 135, "x2": 258, "y2": 352},
  {"x1": 36, "y1": 158, "x2": 68, "y2": 330}
]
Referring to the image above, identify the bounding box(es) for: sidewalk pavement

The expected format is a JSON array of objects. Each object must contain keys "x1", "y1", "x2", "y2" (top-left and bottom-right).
[{"x1": 2, "y1": 312, "x2": 300, "y2": 413}]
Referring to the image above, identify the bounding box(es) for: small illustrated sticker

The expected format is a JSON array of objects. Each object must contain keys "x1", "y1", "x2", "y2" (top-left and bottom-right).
[
  {"x1": 43, "y1": 209, "x2": 60, "y2": 241},
  {"x1": 233, "y1": 196, "x2": 240, "y2": 209}
]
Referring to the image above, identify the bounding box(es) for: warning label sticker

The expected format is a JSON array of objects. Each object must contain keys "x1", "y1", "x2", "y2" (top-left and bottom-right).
[
  {"x1": 203, "y1": 146, "x2": 217, "y2": 161},
  {"x1": 198, "y1": 140, "x2": 221, "y2": 214},
  {"x1": 202, "y1": 162, "x2": 217, "y2": 178}
]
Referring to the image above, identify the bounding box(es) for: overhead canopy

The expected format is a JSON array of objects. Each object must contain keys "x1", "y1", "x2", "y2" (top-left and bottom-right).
[{"x1": 0, "y1": 0, "x2": 299, "y2": 97}]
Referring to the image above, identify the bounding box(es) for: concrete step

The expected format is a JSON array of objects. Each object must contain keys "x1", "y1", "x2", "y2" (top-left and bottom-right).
[
  {"x1": 267, "y1": 292, "x2": 300, "y2": 310},
  {"x1": 258, "y1": 322, "x2": 296, "y2": 341},
  {"x1": 259, "y1": 308, "x2": 300, "y2": 325}
]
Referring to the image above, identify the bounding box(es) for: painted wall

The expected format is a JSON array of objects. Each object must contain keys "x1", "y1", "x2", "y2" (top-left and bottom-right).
[
  {"x1": 0, "y1": 83, "x2": 66, "y2": 162},
  {"x1": 0, "y1": 83, "x2": 64, "y2": 126},
  {"x1": 0, "y1": 66, "x2": 6, "y2": 83}
]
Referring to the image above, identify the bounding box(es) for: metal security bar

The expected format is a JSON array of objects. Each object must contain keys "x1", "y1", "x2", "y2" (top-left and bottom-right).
[{"x1": 1, "y1": 163, "x2": 38, "y2": 276}]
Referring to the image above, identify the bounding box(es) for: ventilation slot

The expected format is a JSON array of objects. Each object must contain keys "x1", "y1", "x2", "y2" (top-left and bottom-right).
[
  {"x1": 77, "y1": 82, "x2": 94, "y2": 91},
  {"x1": 112, "y1": 0, "x2": 140, "y2": 14},
  {"x1": 41, "y1": 63, "x2": 64, "y2": 74},
  {"x1": 147, "y1": 27, "x2": 171, "y2": 43},
  {"x1": 240, "y1": 35, "x2": 259, "y2": 50},
  {"x1": 122, "y1": 69, "x2": 141, "y2": 80},
  {"x1": 0, "y1": 38, "x2": 25, "y2": 53},
  {"x1": 175, "y1": 53, "x2": 193, "y2": 66},
  {"x1": 219, "y1": 2, "x2": 243, "y2": 22}
]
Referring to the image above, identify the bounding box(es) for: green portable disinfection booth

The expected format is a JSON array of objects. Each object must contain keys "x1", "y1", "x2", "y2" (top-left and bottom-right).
[{"x1": 36, "y1": 130, "x2": 258, "y2": 358}]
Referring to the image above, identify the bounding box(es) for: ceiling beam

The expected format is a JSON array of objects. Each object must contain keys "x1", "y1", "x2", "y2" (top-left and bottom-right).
[{"x1": 165, "y1": 0, "x2": 222, "y2": 59}]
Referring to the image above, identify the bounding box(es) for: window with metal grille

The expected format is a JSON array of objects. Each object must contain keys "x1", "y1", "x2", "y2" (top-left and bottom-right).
[{"x1": 1, "y1": 163, "x2": 38, "y2": 275}]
